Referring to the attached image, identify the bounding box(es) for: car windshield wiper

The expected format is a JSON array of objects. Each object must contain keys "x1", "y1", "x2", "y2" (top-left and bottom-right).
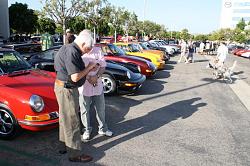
[{"x1": 8, "y1": 66, "x2": 31, "y2": 74}]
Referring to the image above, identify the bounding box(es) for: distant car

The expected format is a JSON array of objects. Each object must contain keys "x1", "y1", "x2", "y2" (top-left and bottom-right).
[
  {"x1": 238, "y1": 52, "x2": 250, "y2": 58},
  {"x1": 115, "y1": 42, "x2": 165, "y2": 70},
  {"x1": 28, "y1": 46, "x2": 146, "y2": 95},
  {"x1": 0, "y1": 48, "x2": 59, "y2": 139},
  {"x1": 96, "y1": 43, "x2": 157, "y2": 76}
]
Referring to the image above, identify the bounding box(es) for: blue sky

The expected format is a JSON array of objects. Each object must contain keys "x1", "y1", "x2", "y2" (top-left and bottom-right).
[{"x1": 9, "y1": 0, "x2": 222, "y2": 34}]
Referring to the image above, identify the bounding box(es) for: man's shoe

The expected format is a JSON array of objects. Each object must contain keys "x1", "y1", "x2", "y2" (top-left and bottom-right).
[
  {"x1": 82, "y1": 131, "x2": 91, "y2": 140},
  {"x1": 98, "y1": 130, "x2": 113, "y2": 137},
  {"x1": 69, "y1": 154, "x2": 93, "y2": 162}
]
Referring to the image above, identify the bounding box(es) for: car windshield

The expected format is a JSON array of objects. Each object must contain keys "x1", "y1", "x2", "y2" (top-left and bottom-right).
[
  {"x1": 128, "y1": 44, "x2": 140, "y2": 52},
  {"x1": 36, "y1": 49, "x2": 57, "y2": 60},
  {"x1": 0, "y1": 51, "x2": 32, "y2": 74},
  {"x1": 150, "y1": 42, "x2": 159, "y2": 47},
  {"x1": 107, "y1": 44, "x2": 126, "y2": 55},
  {"x1": 139, "y1": 43, "x2": 149, "y2": 50}
]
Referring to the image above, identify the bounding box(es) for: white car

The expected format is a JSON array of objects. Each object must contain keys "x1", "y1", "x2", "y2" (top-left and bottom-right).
[
  {"x1": 241, "y1": 52, "x2": 250, "y2": 58},
  {"x1": 149, "y1": 40, "x2": 175, "y2": 55}
]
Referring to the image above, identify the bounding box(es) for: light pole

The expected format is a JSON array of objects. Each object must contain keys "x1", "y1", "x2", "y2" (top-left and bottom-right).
[{"x1": 143, "y1": 0, "x2": 147, "y2": 39}]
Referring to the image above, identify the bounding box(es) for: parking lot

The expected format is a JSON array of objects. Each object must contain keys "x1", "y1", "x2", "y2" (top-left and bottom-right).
[{"x1": 0, "y1": 53, "x2": 250, "y2": 166}]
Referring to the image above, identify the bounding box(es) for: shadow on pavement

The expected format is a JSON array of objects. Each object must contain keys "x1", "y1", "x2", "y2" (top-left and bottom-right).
[{"x1": 87, "y1": 97, "x2": 206, "y2": 162}]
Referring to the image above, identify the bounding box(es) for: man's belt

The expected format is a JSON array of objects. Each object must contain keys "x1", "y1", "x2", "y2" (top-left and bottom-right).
[{"x1": 55, "y1": 79, "x2": 77, "y2": 89}]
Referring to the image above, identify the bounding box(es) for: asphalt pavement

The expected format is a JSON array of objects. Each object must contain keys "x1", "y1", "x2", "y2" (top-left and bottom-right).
[{"x1": 0, "y1": 53, "x2": 249, "y2": 166}]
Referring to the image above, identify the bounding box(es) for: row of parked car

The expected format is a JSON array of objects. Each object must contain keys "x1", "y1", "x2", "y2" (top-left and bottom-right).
[
  {"x1": 0, "y1": 40, "x2": 180, "y2": 139},
  {"x1": 229, "y1": 44, "x2": 250, "y2": 58}
]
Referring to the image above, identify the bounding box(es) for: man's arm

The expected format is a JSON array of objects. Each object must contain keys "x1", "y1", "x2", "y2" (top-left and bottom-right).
[{"x1": 71, "y1": 62, "x2": 97, "y2": 82}]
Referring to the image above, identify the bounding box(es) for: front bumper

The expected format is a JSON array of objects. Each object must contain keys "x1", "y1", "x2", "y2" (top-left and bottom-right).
[
  {"x1": 18, "y1": 111, "x2": 59, "y2": 131},
  {"x1": 118, "y1": 75, "x2": 146, "y2": 92},
  {"x1": 156, "y1": 61, "x2": 165, "y2": 70}
]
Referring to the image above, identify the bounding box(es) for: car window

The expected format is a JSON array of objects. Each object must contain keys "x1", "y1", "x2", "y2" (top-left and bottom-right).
[
  {"x1": 37, "y1": 50, "x2": 57, "y2": 60},
  {"x1": 108, "y1": 44, "x2": 125, "y2": 55},
  {"x1": 0, "y1": 51, "x2": 31, "y2": 73},
  {"x1": 128, "y1": 44, "x2": 140, "y2": 52}
]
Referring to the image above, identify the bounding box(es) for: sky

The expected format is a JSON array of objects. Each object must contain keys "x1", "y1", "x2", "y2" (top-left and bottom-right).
[{"x1": 8, "y1": 0, "x2": 222, "y2": 34}]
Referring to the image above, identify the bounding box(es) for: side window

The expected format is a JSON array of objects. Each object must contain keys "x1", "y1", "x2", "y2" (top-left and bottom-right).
[{"x1": 38, "y1": 50, "x2": 54, "y2": 60}]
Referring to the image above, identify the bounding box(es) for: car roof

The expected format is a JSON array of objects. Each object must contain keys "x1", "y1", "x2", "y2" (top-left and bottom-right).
[{"x1": 0, "y1": 47, "x2": 15, "y2": 52}]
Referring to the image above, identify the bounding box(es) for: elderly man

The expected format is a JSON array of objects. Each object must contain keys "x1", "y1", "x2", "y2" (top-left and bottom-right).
[{"x1": 54, "y1": 30, "x2": 96, "y2": 162}]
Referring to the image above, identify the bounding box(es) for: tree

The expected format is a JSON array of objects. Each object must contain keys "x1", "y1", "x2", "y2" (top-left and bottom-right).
[
  {"x1": 236, "y1": 18, "x2": 246, "y2": 31},
  {"x1": 9, "y1": 2, "x2": 38, "y2": 34},
  {"x1": 66, "y1": 16, "x2": 86, "y2": 34},
  {"x1": 83, "y1": 0, "x2": 108, "y2": 42},
  {"x1": 40, "y1": 0, "x2": 87, "y2": 36},
  {"x1": 180, "y1": 29, "x2": 191, "y2": 40},
  {"x1": 37, "y1": 17, "x2": 56, "y2": 34},
  {"x1": 194, "y1": 34, "x2": 208, "y2": 41}
]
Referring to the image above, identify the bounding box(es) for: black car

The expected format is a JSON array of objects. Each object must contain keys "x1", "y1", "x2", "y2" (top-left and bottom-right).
[{"x1": 28, "y1": 46, "x2": 146, "y2": 95}]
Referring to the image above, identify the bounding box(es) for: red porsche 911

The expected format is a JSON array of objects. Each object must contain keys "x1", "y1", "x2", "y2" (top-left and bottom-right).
[{"x1": 0, "y1": 48, "x2": 58, "y2": 139}]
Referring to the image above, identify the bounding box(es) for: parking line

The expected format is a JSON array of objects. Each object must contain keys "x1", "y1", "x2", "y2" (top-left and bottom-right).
[{"x1": 228, "y1": 76, "x2": 250, "y2": 112}]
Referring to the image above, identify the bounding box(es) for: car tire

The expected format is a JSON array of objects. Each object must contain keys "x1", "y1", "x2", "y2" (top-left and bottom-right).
[
  {"x1": 101, "y1": 74, "x2": 116, "y2": 95},
  {"x1": 0, "y1": 107, "x2": 21, "y2": 140}
]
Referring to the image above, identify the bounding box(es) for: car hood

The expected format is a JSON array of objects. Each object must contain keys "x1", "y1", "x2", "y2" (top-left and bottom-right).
[
  {"x1": 0, "y1": 69, "x2": 57, "y2": 109},
  {"x1": 119, "y1": 55, "x2": 151, "y2": 62}
]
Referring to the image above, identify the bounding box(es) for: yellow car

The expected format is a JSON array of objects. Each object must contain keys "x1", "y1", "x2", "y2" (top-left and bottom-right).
[{"x1": 115, "y1": 42, "x2": 165, "y2": 70}]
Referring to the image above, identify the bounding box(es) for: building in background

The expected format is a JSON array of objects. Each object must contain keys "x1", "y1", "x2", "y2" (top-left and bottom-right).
[
  {"x1": 0, "y1": 0, "x2": 10, "y2": 42},
  {"x1": 220, "y1": 0, "x2": 250, "y2": 29}
]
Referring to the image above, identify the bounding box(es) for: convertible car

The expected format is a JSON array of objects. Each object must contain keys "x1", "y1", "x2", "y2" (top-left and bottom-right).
[
  {"x1": 28, "y1": 46, "x2": 146, "y2": 95},
  {"x1": 0, "y1": 48, "x2": 58, "y2": 139}
]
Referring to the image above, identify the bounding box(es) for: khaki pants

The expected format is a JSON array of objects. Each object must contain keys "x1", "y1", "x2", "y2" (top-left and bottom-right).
[{"x1": 54, "y1": 84, "x2": 82, "y2": 157}]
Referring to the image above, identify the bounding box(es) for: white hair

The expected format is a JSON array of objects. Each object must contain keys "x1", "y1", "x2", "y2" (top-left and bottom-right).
[{"x1": 74, "y1": 29, "x2": 93, "y2": 48}]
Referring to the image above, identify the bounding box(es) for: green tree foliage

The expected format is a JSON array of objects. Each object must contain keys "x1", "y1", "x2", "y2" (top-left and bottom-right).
[
  {"x1": 40, "y1": 0, "x2": 87, "y2": 34},
  {"x1": 66, "y1": 16, "x2": 85, "y2": 34},
  {"x1": 9, "y1": 2, "x2": 38, "y2": 34},
  {"x1": 37, "y1": 18, "x2": 56, "y2": 34},
  {"x1": 236, "y1": 18, "x2": 246, "y2": 31},
  {"x1": 180, "y1": 29, "x2": 191, "y2": 40},
  {"x1": 194, "y1": 34, "x2": 208, "y2": 41}
]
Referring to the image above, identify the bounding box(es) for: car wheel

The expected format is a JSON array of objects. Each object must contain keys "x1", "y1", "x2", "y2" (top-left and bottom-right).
[
  {"x1": 0, "y1": 107, "x2": 20, "y2": 139},
  {"x1": 101, "y1": 74, "x2": 116, "y2": 95}
]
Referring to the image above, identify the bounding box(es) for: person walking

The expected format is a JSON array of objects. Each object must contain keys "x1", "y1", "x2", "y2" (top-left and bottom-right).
[
  {"x1": 54, "y1": 30, "x2": 97, "y2": 163},
  {"x1": 79, "y1": 46, "x2": 113, "y2": 141},
  {"x1": 178, "y1": 39, "x2": 188, "y2": 63},
  {"x1": 187, "y1": 41, "x2": 195, "y2": 63},
  {"x1": 215, "y1": 42, "x2": 228, "y2": 68}
]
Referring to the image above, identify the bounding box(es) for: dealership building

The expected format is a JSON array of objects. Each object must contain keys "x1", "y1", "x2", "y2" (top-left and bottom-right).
[
  {"x1": 0, "y1": 0, "x2": 9, "y2": 41},
  {"x1": 220, "y1": 0, "x2": 250, "y2": 29}
]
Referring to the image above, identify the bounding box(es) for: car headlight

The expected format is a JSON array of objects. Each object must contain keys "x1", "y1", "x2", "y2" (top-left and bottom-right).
[
  {"x1": 126, "y1": 71, "x2": 131, "y2": 79},
  {"x1": 29, "y1": 95, "x2": 44, "y2": 112}
]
